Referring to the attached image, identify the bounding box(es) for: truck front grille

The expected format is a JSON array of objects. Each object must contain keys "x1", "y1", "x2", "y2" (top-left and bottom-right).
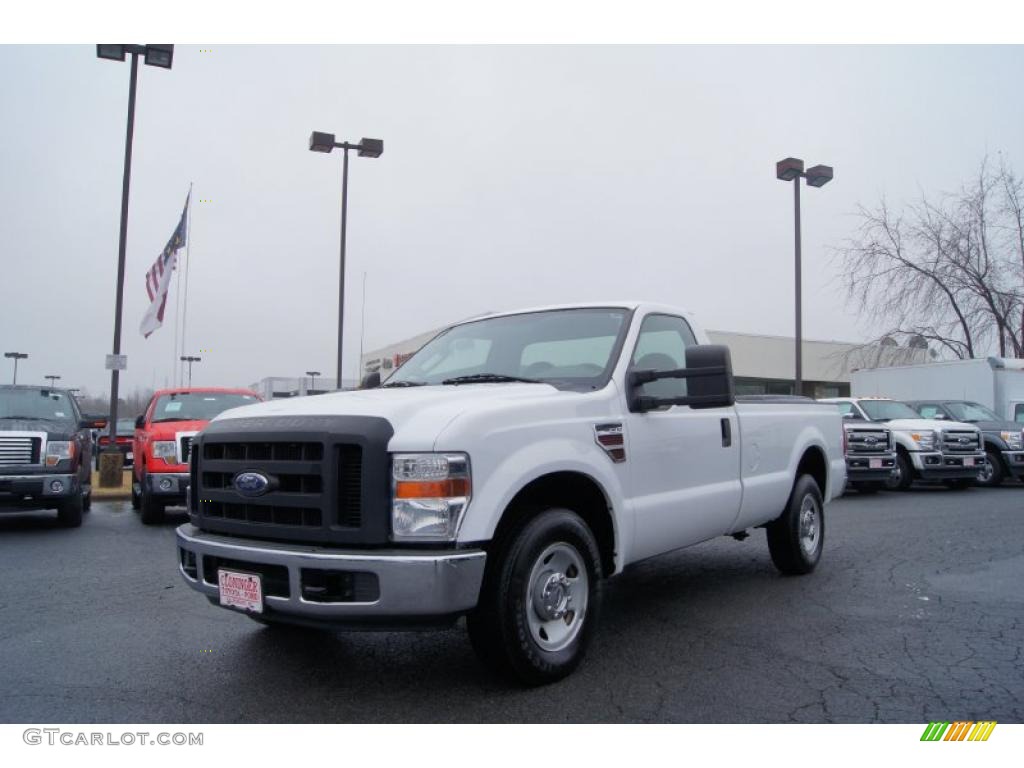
[
  {"x1": 941, "y1": 430, "x2": 981, "y2": 454},
  {"x1": 188, "y1": 415, "x2": 393, "y2": 546},
  {"x1": 846, "y1": 429, "x2": 891, "y2": 454},
  {"x1": 180, "y1": 436, "x2": 193, "y2": 465},
  {"x1": 0, "y1": 436, "x2": 41, "y2": 466}
]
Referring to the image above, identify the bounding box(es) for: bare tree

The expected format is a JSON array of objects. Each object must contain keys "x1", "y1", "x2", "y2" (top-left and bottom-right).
[{"x1": 836, "y1": 156, "x2": 1024, "y2": 360}]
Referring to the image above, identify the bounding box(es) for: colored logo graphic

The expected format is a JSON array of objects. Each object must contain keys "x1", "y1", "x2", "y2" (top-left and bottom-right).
[{"x1": 920, "y1": 721, "x2": 997, "y2": 741}]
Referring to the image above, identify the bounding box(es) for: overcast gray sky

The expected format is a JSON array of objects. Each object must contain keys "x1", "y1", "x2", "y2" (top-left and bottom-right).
[{"x1": 2, "y1": 45, "x2": 1023, "y2": 396}]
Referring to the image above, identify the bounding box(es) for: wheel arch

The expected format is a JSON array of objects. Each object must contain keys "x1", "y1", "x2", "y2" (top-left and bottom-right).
[{"x1": 490, "y1": 470, "x2": 618, "y2": 577}]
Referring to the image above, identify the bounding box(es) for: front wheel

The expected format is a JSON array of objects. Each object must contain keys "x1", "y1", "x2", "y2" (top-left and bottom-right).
[
  {"x1": 887, "y1": 451, "x2": 914, "y2": 491},
  {"x1": 976, "y1": 450, "x2": 1005, "y2": 487},
  {"x1": 467, "y1": 508, "x2": 602, "y2": 686},
  {"x1": 140, "y1": 490, "x2": 165, "y2": 525},
  {"x1": 767, "y1": 474, "x2": 824, "y2": 575},
  {"x1": 57, "y1": 493, "x2": 84, "y2": 528}
]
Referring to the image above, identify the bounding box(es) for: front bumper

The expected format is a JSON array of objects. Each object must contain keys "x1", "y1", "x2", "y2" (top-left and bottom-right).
[
  {"x1": 0, "y1": 473, "x2": 79, "y2": 509},
  {"x1": 1000, "y1": 450, "x2": 1024, "y2": 478},
  {"x1": 175, "y1": 523, "x2": 487, "y2": 626},
  {"x1": 845, "y1": 454, "x2": 897, "y2": 482},
  {"x1": 145, "y1": 472, "x2": 189, "y2": 498},
  {"x1": 910, "y1": 451, "x2": 985, "y2": 480}
]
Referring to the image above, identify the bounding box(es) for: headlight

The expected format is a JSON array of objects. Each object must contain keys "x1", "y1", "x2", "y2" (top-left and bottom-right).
[
  {"x1": 1001, "y1": 430, "x2": 1023, "y2": 450},
  {"x1": 152, "y1": 441, "x2": 178, "y2": 463},
  {"x1": 391, "y1": 453, "x2": 471, "y2": 541},
  {"x1": 910, "y1": 430, "x2": 937, "y2": 450},
  {"x1": 44, "y1": 441, "x2": 74, "y2": 467}
]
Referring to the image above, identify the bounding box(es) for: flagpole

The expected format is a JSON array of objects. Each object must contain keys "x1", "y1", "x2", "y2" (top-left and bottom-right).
[
  {"x1": 181, "y1": 185, "x2": 194, "y2": 385},
  {"x1": 173, "y1": 184, "x2": 191, "y2": 386}
]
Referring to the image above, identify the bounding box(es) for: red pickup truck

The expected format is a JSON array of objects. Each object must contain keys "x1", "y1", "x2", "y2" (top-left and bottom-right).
[{"x1": 133, "y1": 387, "x2": 261, "y2": 524}]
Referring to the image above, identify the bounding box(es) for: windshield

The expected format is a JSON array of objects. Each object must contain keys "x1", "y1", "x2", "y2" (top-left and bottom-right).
[
  {"x1": 860, "y1": 399, "x2": 924, "y2": 421},
  {"x1": 0, "y1": 388, "x2": 77, "y2": 425},
  {"x1": 151, "y1": 392, "x2": 257, "y2": 423},
  {"x1": 946, "y1": 402, "x2": 999, "y2": 422},
  {"x1": 384, "y1": 308, "x2": 631, "y2": 391}
]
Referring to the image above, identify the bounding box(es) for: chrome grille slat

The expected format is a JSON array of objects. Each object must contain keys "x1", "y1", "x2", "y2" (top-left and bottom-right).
[
  {"x1": 940, "y1": 430, "x2": 981, "y2": 453},
  {"x1": 0, "y1": 436, "x2": 40, "y2": 466}
]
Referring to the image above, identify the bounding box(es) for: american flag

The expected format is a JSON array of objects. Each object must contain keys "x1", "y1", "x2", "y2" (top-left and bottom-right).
[{"x1": 140, "y1": 193, "x2": 189, "y2": 338}]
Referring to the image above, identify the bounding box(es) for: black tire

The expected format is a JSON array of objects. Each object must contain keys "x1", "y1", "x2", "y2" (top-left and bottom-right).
[
  {"x1": 140, "y1": 490, "x2": 165, "y2": 525},
  {"x1": 766, "y1": 474, "x2": 824, "y2": 576},
  {"x1": 887, "y1": 450, "x2": 914, "y2": 491},
  {"x1": 467, "y1": 508, "x2": 602, "y2": 686},
  {"x1": 57, "y1": 493, "x2": 84, "y2": 528},
  {"x1": 82, "y1": 489, "x2": 91, "y2": 512},
  {"x1": 975, "y1": 449, "x2": 1005, "y2": 488},
  {"x1": 943, "y1": 479, "x2": 974, "y2": 491},
  {"x1": 131, "y1": 475, "x2": 142, "y2": 511}
]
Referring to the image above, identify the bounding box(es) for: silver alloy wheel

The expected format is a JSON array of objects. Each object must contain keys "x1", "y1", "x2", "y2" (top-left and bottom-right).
[
  {"x1": 977, "y1": 456, "x2": 994, "y2": 484},
  {"x1": 798, "y1": 494, "x2": 821, "y2": 559},
  {"x1": 525, "y1": 542, "x2": 589, "y2": 652}
]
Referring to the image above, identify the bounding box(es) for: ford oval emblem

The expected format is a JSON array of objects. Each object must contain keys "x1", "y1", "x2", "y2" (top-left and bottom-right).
[{"x1": 234, "y1": 471, "x2": 270, "y2": 497}]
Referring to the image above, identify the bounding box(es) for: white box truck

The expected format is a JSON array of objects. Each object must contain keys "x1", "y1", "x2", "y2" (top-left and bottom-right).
[{"x1": 851, "y1": 357, "x2": 1024, "y2": 423}]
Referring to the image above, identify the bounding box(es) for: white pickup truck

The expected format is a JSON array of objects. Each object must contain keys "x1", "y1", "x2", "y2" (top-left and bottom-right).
[{"x1": 176, "y1": 302, "x2": 845, "y2": 684}]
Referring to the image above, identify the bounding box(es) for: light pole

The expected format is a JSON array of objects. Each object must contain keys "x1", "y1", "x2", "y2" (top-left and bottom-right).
[
  {"x1": 309, "y1": 132, "x2": 383, "y2": 391},
  {"x1": 776, "y1": 157, "x2": 833, "y2": 397},
  {"x1": 306, "y1": 370, "x2": 321, "y2": 395},
  {"x1": 180, "y1": 356, "x2": 201, "y2": 387},
  {"x1": 45, "y1": 375, "x2": 61, "y2": 388},
  {"x1": 96, "y1": 44, "x2": 174, "y2": 481},
  {"x1": 4, "y1": 352, "x2": 27, "y2": 385}
]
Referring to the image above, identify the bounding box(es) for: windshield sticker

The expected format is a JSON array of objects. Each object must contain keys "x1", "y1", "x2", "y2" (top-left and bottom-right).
[
  {"x1": 164, "y1": 402, "x2": 183, "y2": 413},
  {"x1": 203, "y1": 397, "x2": 217, "y2": 401},
  {"x1": 55, "y1": 411, "x2": 65, "y2": 418}
]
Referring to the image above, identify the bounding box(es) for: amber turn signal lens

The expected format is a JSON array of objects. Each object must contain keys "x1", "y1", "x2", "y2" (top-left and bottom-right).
[{"x1": 394, "y1": 478, "x2": 471, "y2": 499}]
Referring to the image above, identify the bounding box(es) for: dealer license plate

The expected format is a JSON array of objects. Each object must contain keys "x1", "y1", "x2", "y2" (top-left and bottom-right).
[
  {"x1": 126, "y1": 452, "x2": 133, "y2": 460},
  {"x1": 218, "y1": 569, "x2": 263, "y2": 613},
  {"x1": 869, "y1": 458, "x2": 883, "y2": 469},
  {"x1": 963, "y1": 457, "x2": 975, "y2": 467}
]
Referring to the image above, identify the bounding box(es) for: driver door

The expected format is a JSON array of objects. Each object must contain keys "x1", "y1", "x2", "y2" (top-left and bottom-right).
[{"x1": 625, "y1": 313, "x2": 742, "y2": 561}]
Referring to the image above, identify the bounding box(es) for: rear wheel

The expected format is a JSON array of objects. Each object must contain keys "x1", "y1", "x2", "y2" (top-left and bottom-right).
[
  {"x1": 57, "y1": 493, "x2": 83, "y2": 528},
  {"x1": 140, "y1": 489, "x2": 165, "y2": 525},
  {"x1": 767, "y1": 474, "x2": 824, "y2": 575},
  {"x1": 467, "y1": 508, "x2": 602, "y2": 686},
  {"x1": 976, "y1": 449, "x2": 1005, "y2": 487}
]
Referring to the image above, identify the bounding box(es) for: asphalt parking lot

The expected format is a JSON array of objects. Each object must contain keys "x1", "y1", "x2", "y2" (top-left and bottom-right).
[{"x1": 0, "y1": 487, "x2": 1021, "y2": 723}]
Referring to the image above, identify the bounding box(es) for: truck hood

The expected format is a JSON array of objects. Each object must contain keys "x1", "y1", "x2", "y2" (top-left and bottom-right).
[
  {"x1": 0, "y1": 418, "x2": 75, "y2": 439},
  {"x1": 882, "y1": 418, "x2": 978, "y2": 432},
  {"x1": 146, "y1": 420, "x2": 210, "y2": 439},
  {"x1": 961, "y1": 419, "x2": 1022, "y2": 433},
  {"x1": 212, "y1": 383, "x2": 571, "y2": 446}
]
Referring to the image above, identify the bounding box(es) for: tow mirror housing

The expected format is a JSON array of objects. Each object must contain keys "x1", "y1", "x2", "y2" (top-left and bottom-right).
[{"x1": 628, "y1": 344, "x2": 735, "y2": 413}]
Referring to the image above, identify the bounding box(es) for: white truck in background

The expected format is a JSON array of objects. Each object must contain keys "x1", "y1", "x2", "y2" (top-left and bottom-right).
[
  {"x1": 176, "y1": 302, "x2": 845, "y2": 685},
  {"x1": 851, "y1": 357, "x2": 1024, "y2": 423}
]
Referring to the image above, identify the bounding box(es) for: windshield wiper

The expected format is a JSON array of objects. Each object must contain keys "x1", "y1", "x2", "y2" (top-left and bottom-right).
[
  {"x1": 442, "y1": 374, "x2": 543, "y2": 385},
  {"x1": 381, "y1": 381, "x2": 427, "y2": 388},
  {"x1": 2, "y1": 415, "x2": 53, "y2": 421},
  {"x1": 151, "y1": 417, "x2": 188, "y2": 423}
]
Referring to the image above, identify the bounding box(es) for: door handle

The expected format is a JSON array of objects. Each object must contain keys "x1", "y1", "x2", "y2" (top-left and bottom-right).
[{"x1": 721, "y1": 418, "x2": 732, "y2": 447}]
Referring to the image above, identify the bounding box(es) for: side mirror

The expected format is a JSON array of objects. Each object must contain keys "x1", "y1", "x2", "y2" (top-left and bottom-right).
[
  {"x1": 135, "y1": 415, "x2": 145, "y2": 429},
  {"x1": 360, "y1": 371, "x2": 381, "y2": 390},
  {"x1": 628, "y1": 344, "x2": 735, "y2": 412},
  {"x1": 842, "y1": 412, "x2": 863, "y2": 420},
  {"x1": 79, "y1": 419, "x2": 94, "y2": 430},
  {"x1": 933, "y1": 413, "x2": 947, "y2": 419}
]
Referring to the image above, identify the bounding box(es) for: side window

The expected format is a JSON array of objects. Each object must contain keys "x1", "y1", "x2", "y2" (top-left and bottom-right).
[
  {"x1": 835, "y1": 402, "x2": 854, "y2": 417},
  {"x1": 1015, "y1": 404, "x2": 1024, "y2": 424},
  {"x1": 630, "y1": 314, "x2": 697, "y2": 402},
  {"x1": 916, "y1": 404, "x2": 939, "y2": 419}
]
